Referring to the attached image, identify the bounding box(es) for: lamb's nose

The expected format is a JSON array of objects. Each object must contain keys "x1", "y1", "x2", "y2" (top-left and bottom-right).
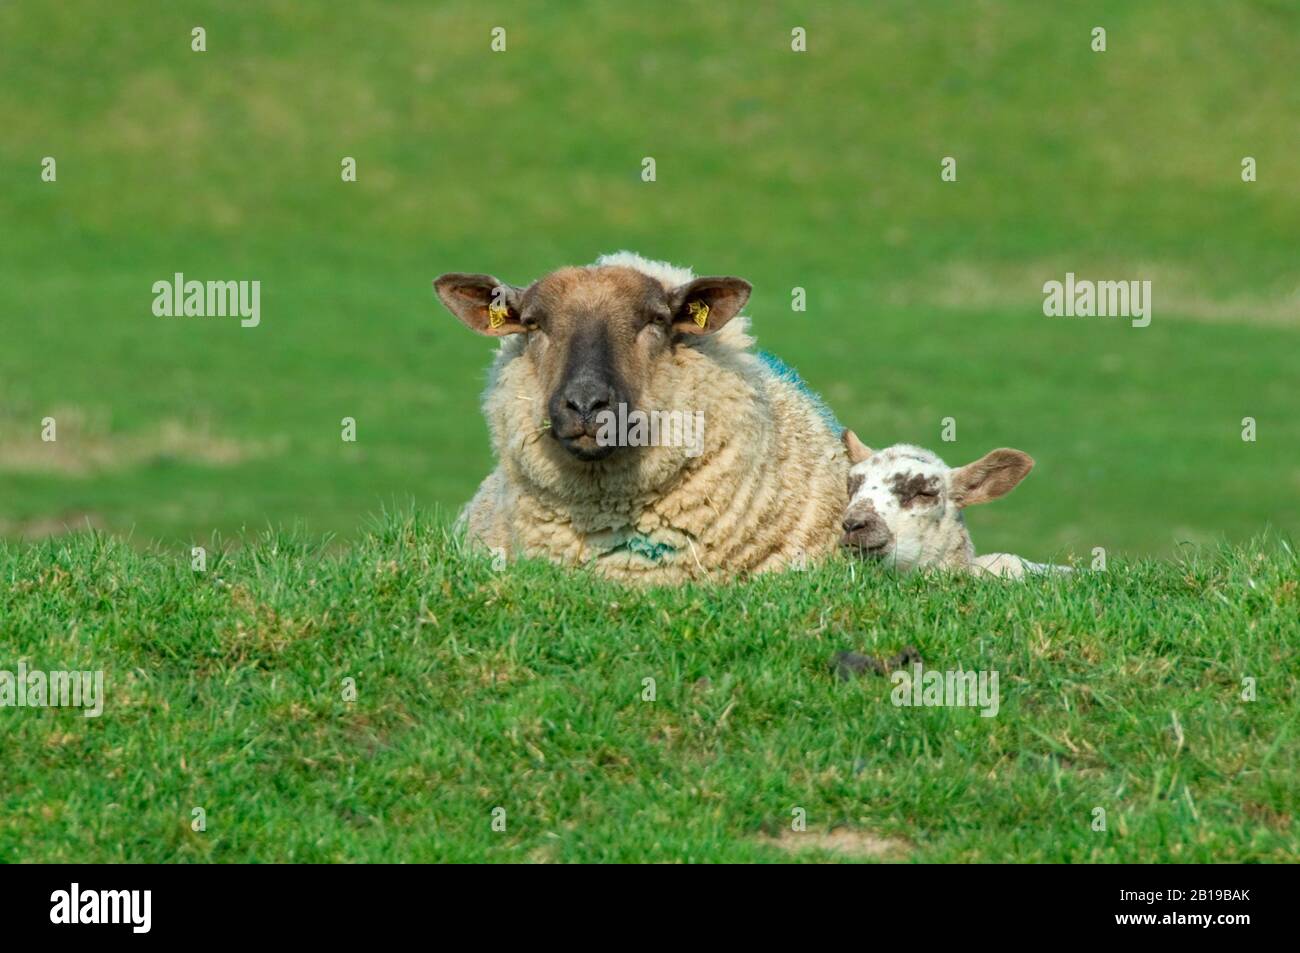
[{"x1": 842, "y1": 516, "x2": 866, "y2": 533}]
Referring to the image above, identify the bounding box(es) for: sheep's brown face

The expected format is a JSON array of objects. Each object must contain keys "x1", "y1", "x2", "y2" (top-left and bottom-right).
[
  {"x1": 434, "y1": 265, "x2": 751, "y2": 463},
  {"x1": 519, "y1": 267, "x2": 667, "y2": 461}
]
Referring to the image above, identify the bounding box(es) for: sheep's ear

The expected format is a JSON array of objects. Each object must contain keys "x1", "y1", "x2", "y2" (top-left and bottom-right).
[
  {"x1": 842, "y1": 429, "x2": 873, "y2": 464},
  {"x1": 668, "y1": 276, "x2": 751, "y2": 336},
  {"x1": 433, "y1": 273, "x2": 526, "y2": 336},
  {"x1": 950, "y1": 449, "x2": 1034, "y2": 507}
]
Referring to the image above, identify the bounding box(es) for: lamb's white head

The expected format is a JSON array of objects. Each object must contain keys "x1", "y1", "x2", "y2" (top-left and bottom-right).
[{"x1": 839, "y1": 430, "x2": 1034, "y2": 571}]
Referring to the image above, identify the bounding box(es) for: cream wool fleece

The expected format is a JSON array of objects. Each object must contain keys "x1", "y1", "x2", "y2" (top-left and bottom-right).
[{"x1": 458, "y1": 254, "x2": 850, "y2": 584}]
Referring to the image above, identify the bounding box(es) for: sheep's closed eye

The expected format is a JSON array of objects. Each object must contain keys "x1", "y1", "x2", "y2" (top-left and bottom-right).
[
  {"x1": 848, "y1": 474, "x2": 864, "y2": 497},
  {"x1": 643, "y1": 305, "x2": 672, "y2": 329}
]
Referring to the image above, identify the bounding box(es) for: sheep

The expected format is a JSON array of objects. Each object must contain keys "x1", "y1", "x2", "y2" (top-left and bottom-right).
[
  {"x1": 433, "y1": 252, "x2": 850, "y2": 584},
  {"x1": 838, "y1": 430, "x2": 1071, "y2": 578}
]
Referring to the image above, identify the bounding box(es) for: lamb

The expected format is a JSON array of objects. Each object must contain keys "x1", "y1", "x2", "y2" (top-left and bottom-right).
[
  {"x1": 838, "y1": 430, "x2": 1071, "y2": 578},
  {"x1": 433, "y1": 252, "x2": 850, "y2": 584}
]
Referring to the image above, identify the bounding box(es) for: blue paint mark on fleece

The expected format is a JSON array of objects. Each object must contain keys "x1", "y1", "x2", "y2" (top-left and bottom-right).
[
  {"x1": 600, "y1": 533, "x2": 677, "y2": 564},
  {"x1": 756, "y1": 350, "x2": 843, "y2": 434},
  {"x1": 624, "y1": 534, "x2": 677, "y2": 563}
]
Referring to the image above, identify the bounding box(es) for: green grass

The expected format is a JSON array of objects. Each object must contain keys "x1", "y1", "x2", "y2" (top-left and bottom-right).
[
  {"x1": 2, "y1": 516, "x2": 1295, "y2": 862},
  {"x1": 1, "y1": 1, "x2": 1297, "y2": 556}
]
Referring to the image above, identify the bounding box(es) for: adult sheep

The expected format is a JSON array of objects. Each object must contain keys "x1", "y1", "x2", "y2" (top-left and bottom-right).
[{"x1": 434, "y1": 252, "x2": 849, "y2": 584}]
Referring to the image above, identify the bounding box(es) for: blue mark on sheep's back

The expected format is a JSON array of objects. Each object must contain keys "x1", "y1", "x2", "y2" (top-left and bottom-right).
[{"x1": 756, "y1": 350, "x2": 843, "y2": 434}]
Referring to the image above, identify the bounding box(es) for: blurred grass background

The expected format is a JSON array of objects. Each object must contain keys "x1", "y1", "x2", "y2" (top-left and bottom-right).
[{"x1": 1, "y1": 0, "x2": 1297, "y2": 558}]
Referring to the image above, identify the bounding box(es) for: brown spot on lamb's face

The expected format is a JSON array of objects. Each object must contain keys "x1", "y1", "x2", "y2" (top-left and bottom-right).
[
  {"x1": 888, "y1": 471, "x2": 942, "y2": 509},
  {"x1": 434, "y1": 265, "x2": 752, "y2": 463}
]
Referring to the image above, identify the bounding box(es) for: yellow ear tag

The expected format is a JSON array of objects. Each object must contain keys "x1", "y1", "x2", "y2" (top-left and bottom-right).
[
  {"x1": 487, "y1": 303, "x2": 509, "y2": 330},
  {"x1": 687, "y1": 300, "x2": 710, "y2": 328}
]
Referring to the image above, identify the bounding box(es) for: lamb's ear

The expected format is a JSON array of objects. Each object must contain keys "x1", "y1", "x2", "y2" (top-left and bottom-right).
[
  {"x1": 950, "y1": 449, "x2": 1035, "y2": 507},
  {"x1": 668, "y1": 276, "x2": 752, "y2": 336},
  {"x1": 842, "y1": 429, "x2": 873, "y2": 464},
  {"x1": 433, "y1": 273, "x2": 526, "y2": 336}
]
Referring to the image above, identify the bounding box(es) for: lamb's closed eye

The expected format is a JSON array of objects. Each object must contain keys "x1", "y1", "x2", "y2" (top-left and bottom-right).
[{"x1": 889, "y1": 471, "x2": 942, "y2": 509}]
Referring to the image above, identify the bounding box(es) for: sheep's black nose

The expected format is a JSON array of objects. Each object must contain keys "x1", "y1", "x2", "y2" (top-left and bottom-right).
[
  {"x1": 564, "y1": 382, "x2": 613, "y2": 419},
  {"x1": 842, "y1": 516, "x2": 866, "y2": 533}
]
